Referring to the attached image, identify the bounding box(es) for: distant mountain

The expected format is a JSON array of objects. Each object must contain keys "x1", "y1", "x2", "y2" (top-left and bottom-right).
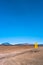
[
  {"x1": 14, "y1": 44, "x2": 25, "y2": 46},
  {"x1": 1, "y1": 42, "x2": 11, "y2": 46},
  {"x1": 14, "y1": 43, "x2": 31, "y2": 46},
  {"x1": 0, "y1": 42, "x2": 43, "y2": 46},
  {"x1": 38, "y1": 44, "x2": 43, "y2": 46},
  {"x1": 14, "y1": 43, "x2": 43, "y2": 46}
]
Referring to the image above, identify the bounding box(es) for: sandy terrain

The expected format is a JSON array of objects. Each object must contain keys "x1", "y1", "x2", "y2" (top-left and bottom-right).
[{"x1": 0, "y1": 45, "x2": 43, "y2": 65}]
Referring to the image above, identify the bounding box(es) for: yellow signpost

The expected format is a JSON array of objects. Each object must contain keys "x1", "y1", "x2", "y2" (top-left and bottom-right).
[{"x1": 34, "y1": 42, "x2": 38, "y2": 49}]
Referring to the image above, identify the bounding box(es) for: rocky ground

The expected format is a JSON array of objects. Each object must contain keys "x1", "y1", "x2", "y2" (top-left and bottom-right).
[{"x1": 0, "y1": 46, "x2": 43, "y2": 65}]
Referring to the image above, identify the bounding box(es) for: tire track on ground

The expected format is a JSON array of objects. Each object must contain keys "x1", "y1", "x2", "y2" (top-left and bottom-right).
[{"x1": 0, "y1": 48, "x2": 39, "y2": 60}]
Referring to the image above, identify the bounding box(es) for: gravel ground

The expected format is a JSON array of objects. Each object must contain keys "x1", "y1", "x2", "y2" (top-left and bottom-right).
[{"x1": 0, "y1": 47, "x2": 43, "y2": 65}]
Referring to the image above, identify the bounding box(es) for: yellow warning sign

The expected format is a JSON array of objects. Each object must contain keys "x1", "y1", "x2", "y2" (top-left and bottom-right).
[{"x1": 34, "y1": 42, "x2": 38, "y2": 48}]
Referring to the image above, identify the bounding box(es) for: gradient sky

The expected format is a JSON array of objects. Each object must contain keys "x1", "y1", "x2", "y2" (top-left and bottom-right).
[{"x1": 0, "y1": 0, "x2": 43, "y2": 44}]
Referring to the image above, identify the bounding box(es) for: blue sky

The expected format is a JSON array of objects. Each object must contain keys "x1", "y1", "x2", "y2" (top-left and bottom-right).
[{"x1": 0, "y1": 0, "x2": 43, "y2": 44}]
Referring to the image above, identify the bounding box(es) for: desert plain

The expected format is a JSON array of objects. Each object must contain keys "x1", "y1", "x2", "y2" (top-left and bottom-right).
[{"x1": 0, "y1": 45, "x2": 43, "y2": 65}]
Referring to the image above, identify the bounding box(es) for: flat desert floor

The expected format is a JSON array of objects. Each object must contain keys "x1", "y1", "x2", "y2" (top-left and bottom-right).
[{"x1": 0, "y1": 45, "x2": 43, "y2": 65}]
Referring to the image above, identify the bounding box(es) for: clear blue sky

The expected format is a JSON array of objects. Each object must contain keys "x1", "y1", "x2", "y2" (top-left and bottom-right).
[{"x1": 0, "y1": 0, "x2": 43, "y2": 44}]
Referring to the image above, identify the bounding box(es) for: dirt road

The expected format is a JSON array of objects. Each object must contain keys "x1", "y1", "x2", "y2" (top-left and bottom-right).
[{"x1": 0, "y1": 46, "x2": 43, "y2": 65}]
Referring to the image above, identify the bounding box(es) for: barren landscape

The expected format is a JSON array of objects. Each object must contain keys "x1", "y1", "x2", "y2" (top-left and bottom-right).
[{"x1": 0, "y1": 45, "x2": 43, "y2": 65}]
